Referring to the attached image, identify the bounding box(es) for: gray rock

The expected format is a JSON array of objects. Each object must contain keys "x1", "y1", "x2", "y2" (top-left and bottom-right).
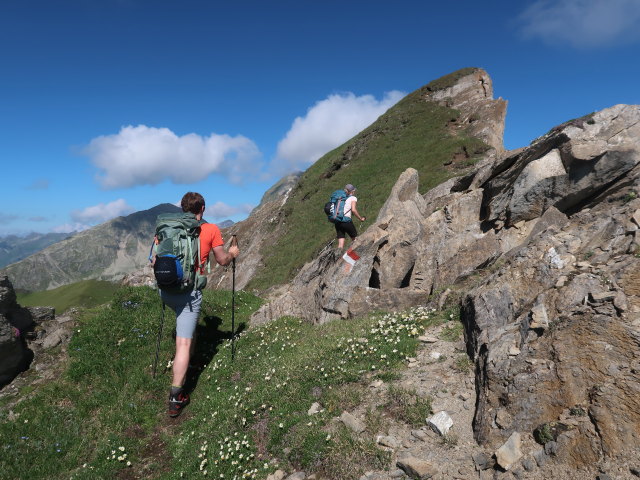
[
  {"x1": 495, "y1": 432, "x2": 522, "y2": 471},
  {"x1": 512, "y1": 468, "x2": 525, "y2": 480},
  {"x1": 532, "y1": 449, "x2": 548, "y2": 468},
  {"x1": 42, "y1": 329, "x2": 66, "y2": 349},
  {"x1": 427, "y1": 411, "x2": 453, "y2": 435},
  {"x1": 521, "y1": 457, "x2": 537, "y2": 472},
  {"x1": 340, "y1": 411, "x2": 366, "y2": 434},
  {"x1": 396, "y1": 457, "x2": 437, "y2": 479},
  {"x1": 0, "y1": 276, "x2": 30, "y2": 386},
  {"x1": 529, "y1": 303, "x2": 549, "y2": 330},
  {"x1": 284, "y1": 473, "x2": 306, "y2": 480},
  {"x1": 308, "y1": 402, "x2": 322, "y2": 415},
  {"x1": 590, "y1": 291, "x2": 616, "y2": 302},
  {"x1": 544, "y1": 440, "x2": 558, "y2": 456},
  {"x1": 27, "y1": 306, "x2": 55, "y2": 323},
  {"x1": 495, "y1": 409, "x2": 513, "y2": 429},
  {"x1": 418, "y1": 335, "x2": 438, "y2": 343},
  {"x1": 472, "y1": 452, "x2": 495, "y2": 471},
  {"x1": 376, "y1": 435, "x2": 400, "y2": 449},
  {"x1": 266, "y1": 471, "x2": 286, "y2": 480}
]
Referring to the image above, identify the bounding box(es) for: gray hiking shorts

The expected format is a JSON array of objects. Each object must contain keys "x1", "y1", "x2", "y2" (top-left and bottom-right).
[{"x1": 160, "y1": 288, "x2": 202, "y2": 339}]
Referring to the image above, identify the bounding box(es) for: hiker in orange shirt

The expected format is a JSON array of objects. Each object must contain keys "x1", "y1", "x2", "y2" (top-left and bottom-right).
[{"x1": 161, "y1": 192, "x2": 239, "y2": 417}]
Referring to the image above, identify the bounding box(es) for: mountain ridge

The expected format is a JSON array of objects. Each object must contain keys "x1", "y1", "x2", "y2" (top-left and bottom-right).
[
  {"x1": 0, "y1": 232, "x2": 74, "y2": 269},
  {"x1": 0, "y1": 203, "x2": 182, "y2": 291}
]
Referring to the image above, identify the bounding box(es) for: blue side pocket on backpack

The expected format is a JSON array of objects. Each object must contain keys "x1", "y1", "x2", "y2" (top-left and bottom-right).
[{"x1": 154, "y1": 254, "x2": 184, "y2": 287}]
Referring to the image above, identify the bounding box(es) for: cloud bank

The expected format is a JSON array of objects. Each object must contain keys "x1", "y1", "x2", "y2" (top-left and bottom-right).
[
  {"x1": 71, "y1": 198, "x2": 134, "y2": 224},
  {"x1": 518, "y1": 0, "x2": 640, "y2": 48},
  {"x1": 205, "y1": 201, "x2": 254, "y2": 220},
  {"x1": 84, "y1": 125, "x2": 263, "y2": 189},
  {"x1": 271, "y1": 90, "x2": 405, "y2": 175},
  {"x1": 51, "y1": 223, "x2": 92, "y2": 234}
]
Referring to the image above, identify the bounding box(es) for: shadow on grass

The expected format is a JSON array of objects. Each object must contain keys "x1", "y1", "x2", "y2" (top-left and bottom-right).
[{"x1": 183, "y1": 315, "x2": 247, "y2": 394}]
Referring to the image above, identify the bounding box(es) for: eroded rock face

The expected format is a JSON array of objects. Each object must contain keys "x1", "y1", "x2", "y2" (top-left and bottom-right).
[
  {"x1": 253, "y1": 95, "x2": 640, "y2": 468},
  {"x1": 483, "y1": 105, "x2": 640, "y2": 226},
  {"x1": 462, "y1": 189, "x2": 640, "y2": 464},
  {"x1": 426, "y1": 68, "x2": 507, "y2": 154}
]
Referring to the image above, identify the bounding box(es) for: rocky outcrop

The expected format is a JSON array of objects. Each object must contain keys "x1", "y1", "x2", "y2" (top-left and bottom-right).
[
  {"x1": 0, "y1": 276, "x2": 34, "y2": 385},
  {"x1": 425, "y1": 68, "x2": 507, "y2": 154},
  {"x1": 462, "y1": 167, "x2": 640, "y2": 463},
  {"x1": 252, "y1": 98, "x2": 640, "y2": 469},
  {"x1": 252, "y1": 69, "x2": 509, "y2": 325}
]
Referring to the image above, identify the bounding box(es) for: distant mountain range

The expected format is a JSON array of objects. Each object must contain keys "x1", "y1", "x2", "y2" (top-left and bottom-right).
[
  {"x1": 0, "y1": 204, "x2": 182, "y2": 292},
  {"x1": 0, "y1": 232, "x2": 74, "y2": 269},
  {"x1": 0, "y1": 204, "x2": 239, "y2": 292}
]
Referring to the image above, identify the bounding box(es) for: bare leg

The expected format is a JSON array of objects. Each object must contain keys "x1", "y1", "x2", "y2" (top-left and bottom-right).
[
  {"x1": 338, "y1": 238, "x2": 345, "y2": 249},
  {"x1": 172, "y1": 336, "x2": 192, "y2": 387}
]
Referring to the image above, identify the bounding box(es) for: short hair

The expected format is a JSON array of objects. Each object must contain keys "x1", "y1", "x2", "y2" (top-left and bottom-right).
[{"x1": 181, "y1": 192, "x2": 205, "y2": 214}]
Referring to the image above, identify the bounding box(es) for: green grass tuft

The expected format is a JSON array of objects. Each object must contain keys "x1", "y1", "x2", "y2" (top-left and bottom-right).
[{"x1": 384, "y1": 386, "x2": 433, "y2": 427}]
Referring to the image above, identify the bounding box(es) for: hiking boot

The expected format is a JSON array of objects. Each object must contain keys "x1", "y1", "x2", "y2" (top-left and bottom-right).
[{"x1": 168, "y1": 391, "x2": 190, "y2": 417}]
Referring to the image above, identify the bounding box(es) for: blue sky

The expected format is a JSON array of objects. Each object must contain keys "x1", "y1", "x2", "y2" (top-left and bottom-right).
[{"x1": 1, "y1": 0, "x2": 640, "y2": 235}]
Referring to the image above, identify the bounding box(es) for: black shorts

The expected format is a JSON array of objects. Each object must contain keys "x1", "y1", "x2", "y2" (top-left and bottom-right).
[{"x1": 334, "y1": 219, "x2": 358, "y2": 239}]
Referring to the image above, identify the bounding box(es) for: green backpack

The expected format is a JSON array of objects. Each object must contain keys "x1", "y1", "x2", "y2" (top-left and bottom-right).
[{"x1": 151, "y1": 212, "x2": 207, "y2": 292}]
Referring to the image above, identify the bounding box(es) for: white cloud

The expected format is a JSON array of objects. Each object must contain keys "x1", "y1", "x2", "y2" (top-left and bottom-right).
[
  {"x1": 51, "y1": 223, "x2": 91, "y2": 234},
  {"x1": 518, "y1": 0, "x2": 640, "y2": 48},
  {"x1": 84, "y1": 125, "x2": 263, "y2": 189},
  {"x1": 71, "y1": 198, "x2": 134, "y2": 224},
  {"x1": 271, "y1": 90, "x2": 405, "y2": 175},
  {"x1": 204, "y1": 201, "x2": 254, "y2": 220}
]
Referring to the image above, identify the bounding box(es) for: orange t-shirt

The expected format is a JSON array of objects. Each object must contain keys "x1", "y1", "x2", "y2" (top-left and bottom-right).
[{"x1": 199, "y1": 223, "x2": 224, "y2": 272}]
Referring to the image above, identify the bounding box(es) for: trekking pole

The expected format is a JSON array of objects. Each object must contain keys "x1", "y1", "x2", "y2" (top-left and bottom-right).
[
  {"x1": 231, "y1": 235, "x2": 238, "y2": 361},
  {"x1": 152, "y1": 300, "x2": 166, "y2": 379}
]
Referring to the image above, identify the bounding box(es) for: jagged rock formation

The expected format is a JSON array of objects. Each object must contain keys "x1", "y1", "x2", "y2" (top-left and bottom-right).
[
  {"x1": 252, "y1": 69, "x2": 640, "y2": 470},
  {"x1": 1, "y1": 204, "x2": 181, "y2": 291},
  {"x1": 426, "y1": 67, "x2": 506, "y2": 155},
  {"x1": 0, "y1": 276, "x2": 28, "y2": 385},
  {"x1": 252, "y1": 68, "x2": 508, "y2": 324},
  {"x1": 0, "y1": 276, "x2": 50, "y2": 385}
]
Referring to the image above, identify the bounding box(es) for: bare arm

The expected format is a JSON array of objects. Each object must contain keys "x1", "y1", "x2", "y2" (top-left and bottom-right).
[
  {"x1": 350, "y1": 200, "x2": 366, "y2": 222},
  {"x1": 212, "y1": 244, "x2": 239, "y2": 266}
]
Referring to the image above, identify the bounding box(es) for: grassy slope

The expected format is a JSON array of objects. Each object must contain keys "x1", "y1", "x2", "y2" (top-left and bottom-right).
[
  {"x1": 0, "y1": 285, "x2": 459, "y2": 480},
  {"x1": 17, "y1": 280, "x2": 120, "y2": 314},
  {"x1": 249, "y1": 68, "x2": 488, "y2": 290}
]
